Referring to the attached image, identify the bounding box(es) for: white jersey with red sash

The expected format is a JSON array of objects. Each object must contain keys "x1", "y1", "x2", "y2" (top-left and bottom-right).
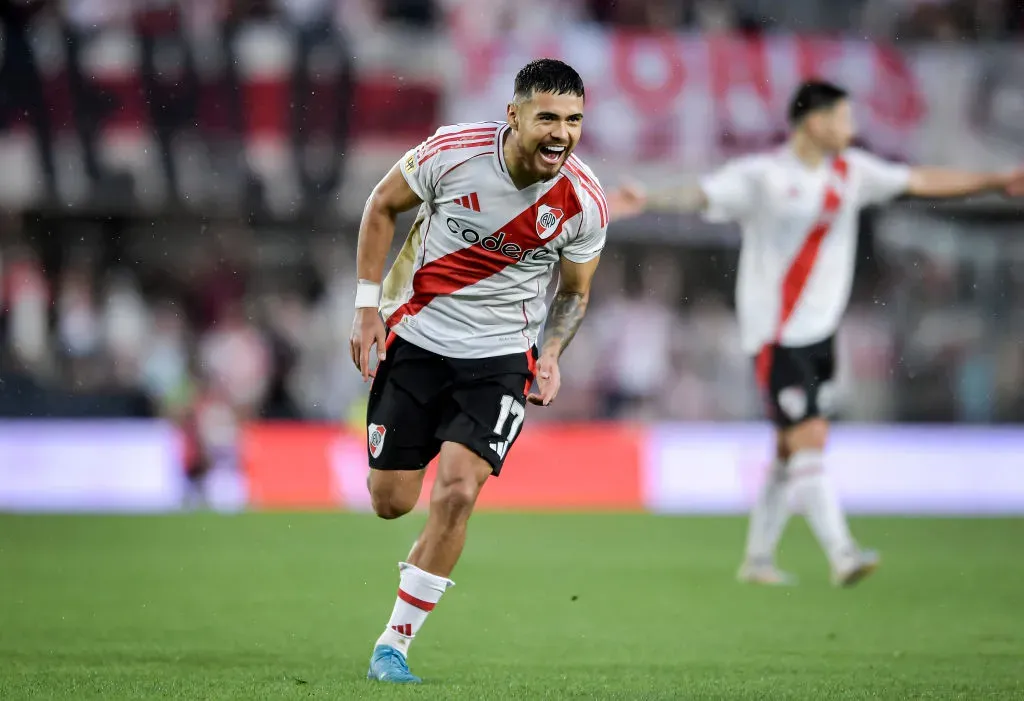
[
  {"x1": 699, "y1": 146, "x2": 911, "y2": 375},
  {"x1": 381, "y1": 121, "x2": 608, "y2": 359}
]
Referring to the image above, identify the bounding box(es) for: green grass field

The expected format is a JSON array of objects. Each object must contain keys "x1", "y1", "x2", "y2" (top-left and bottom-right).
[{"x1": 2, "y1": 513, "x2": 1022, "y2": 700}]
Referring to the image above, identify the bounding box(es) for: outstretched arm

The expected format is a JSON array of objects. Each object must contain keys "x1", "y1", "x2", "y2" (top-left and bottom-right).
[
  {"x1": 608, "y1": 158, "x2": 759, "y2": 223},
  {"x1": 907, "y1": 167, "x2": 1024, "y2": 199},
  {"x1": 529, "y1": 255, "x2": 601, "y2": 406},
  {"x1": 607, "y1": 183, "x2": 708, "y2": 221},
  {"x1": 642, "y1": 184, "x2": 708, "y2": 214}
]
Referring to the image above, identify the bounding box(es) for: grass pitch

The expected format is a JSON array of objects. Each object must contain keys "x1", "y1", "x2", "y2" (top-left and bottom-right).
[{"x1": 2, "y1": 513, "x2": 1022, "y2": 699}]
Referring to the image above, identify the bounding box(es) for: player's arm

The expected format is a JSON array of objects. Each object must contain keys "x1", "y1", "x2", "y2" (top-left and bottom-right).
[
  {"x1": 853, "y1": 148, "x2": 1024, "y2": 205},
  {"x1": 528, "y1": 255, "x2": 600, "y2": 406},
  {"x1": 356, "y1": 164, "x2": 423, "y2": 287},
  {"x1": 349, "y1": 164, "x2": 424, "y2": 381},
  {"x1": 541, "y1": 256, "x2": 600, "y2": 357},
  {"x1": 906, "y1": 167, "x2": 1023, "y2": 199},
  {"x1": 642, "y1": 184, "x2": 708, "y2": 214},
  {"x1": 608, "y1": 158, "x2": 758, "y2": 222},
  {"x1": 607, "y1": 183, "x2": 706, "y2": 221}
]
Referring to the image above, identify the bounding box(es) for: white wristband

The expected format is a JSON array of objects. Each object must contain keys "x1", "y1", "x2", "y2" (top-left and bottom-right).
[{"x1": 354, "y1": 280, "x2": 381, "y2": 309}]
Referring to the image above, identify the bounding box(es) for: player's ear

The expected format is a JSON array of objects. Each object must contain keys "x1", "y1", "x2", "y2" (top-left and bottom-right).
[{"x1": 506, "y1": 102, "x2": 518, "y2": 130}]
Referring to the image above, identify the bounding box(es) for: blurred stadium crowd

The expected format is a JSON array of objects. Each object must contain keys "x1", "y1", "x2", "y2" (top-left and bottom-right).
[
  {"x1": 5, "y1": 0, "x2": 1022, "y2": 37},
  {"x1": 2, "y1": 0, "x2": 1024, "y2": 437},
  {"x1": 5, "y1": 211, "x2": 1024, "y2": 429}
]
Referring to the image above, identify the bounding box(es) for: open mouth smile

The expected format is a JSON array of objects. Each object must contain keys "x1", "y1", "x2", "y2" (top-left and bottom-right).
[{"x1": 538, "y1": 144, "x2": 566, "y2": 164}]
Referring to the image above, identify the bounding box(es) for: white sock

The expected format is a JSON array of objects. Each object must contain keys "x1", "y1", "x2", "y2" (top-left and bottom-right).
[
  {"x1": 788, "y1": 450, "x2": 855, "y2": 566},
  {"x1": 374, "y1": 562, "x2": 454, "y2": 658},
  {"x1": 744, "y1": 458, "x2": 791, "y2": 564}
]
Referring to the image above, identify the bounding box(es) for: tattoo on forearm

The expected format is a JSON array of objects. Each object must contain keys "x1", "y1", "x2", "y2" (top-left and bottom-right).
[{"x1": 542, "y1": 291, "x2": 588, "y2": 356}]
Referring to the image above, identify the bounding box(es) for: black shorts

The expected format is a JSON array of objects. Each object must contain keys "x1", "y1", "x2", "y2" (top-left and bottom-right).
[
  {"x1": 366, "y1": 333, "x2": 537, "y2": 476},
  {"x1": 755, "y1": 335, "x2": 837, "y2": 428}
]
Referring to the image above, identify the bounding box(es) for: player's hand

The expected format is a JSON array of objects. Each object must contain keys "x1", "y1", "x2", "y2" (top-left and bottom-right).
[
  {"x1": 527, "y1": 352, "x2": 561, "y2": 406},
  {"x1": 349, "y1": 307, "x2": 387, "y2": 382},
  {"x1": 1002, "y1": 168, "x2": 1024, "y2": 197},
  {"x1": 606, "y1": 181, "x2": 647, "y2": 222}
]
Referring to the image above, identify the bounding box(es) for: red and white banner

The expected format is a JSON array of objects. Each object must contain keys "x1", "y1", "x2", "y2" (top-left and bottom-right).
[
  {"x1": 448, "y1": 33, "x2": 925, "y2": 168},
  {"x1": 445, "y1": 32, "x2": 1024, "y2": 179},
  {"x1": 0, "y1": 21, "x2": 441, "y2": 212},
  {"x1": 3, "y1": 27, "x2": 1024, "y2": 213}
]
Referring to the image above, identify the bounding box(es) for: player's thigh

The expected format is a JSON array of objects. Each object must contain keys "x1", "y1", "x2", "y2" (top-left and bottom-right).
[
  {"x1": 437, "y1": 371, "x2": 532, "y2": 477},
  {"x1": 765, "y1": 343, "x2": 823, "y2": 430},
  {"x1": 809, "y1": 335, "x2": 839, "y2": 418},
  {"x1": 365, "y1": 336, "x2": 446, "y2": 478}
]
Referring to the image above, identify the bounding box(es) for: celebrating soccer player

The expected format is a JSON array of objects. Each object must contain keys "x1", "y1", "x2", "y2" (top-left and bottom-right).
[
  {"x1": 350, "y1": 59, "x2": 609, "y2": 683},
  {"x1": 610, "y1": 80, "x2": 1024, "y2": 587}
]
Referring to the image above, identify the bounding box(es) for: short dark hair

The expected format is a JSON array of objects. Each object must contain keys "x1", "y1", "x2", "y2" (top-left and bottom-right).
[
  {"x1": 788, "y1": 80, "x2": 848, "y2": 125},
  {"x1": 513, "y1": 59, "x2": 585, "y2": 102}
]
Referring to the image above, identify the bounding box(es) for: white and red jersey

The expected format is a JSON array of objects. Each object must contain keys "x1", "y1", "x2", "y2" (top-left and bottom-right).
[
  {"x1": 700, "y1": 146, "x2": 911, "y2": 355},
  {"x1": 380, "y1": 121, "x2": 608, "y2": 358}
]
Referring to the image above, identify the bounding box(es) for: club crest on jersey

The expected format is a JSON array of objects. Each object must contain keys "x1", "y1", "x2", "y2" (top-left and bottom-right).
[
  {"x1": 368, "y1": 423, "x2": 387, "y2": 458},
  {"x1": 403, "y1": 152, "x2": 417, "y2": 174},
  {"x1": 536, "y1": 204, "x2": 564, "y2": 239}
]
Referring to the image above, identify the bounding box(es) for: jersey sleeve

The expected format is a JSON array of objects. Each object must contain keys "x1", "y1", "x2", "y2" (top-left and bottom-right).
[
  {"x1": 849, "y1": 148, "x2": 911, "y2": 206},
  {"x1": 561, "y1": 186, "x2": 607, "y2": 264},
  {"x1": 398, "y1": 133, "x2": 442, "y2": 204},
  {"x1": 699, "y1": 156, "x2": 762, "y2": 223},
  {"x1": 398, "y1": 123, "x2": 498, "y2": 205}
]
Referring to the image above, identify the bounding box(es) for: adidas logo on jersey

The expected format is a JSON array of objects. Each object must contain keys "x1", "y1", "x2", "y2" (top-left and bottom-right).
[
  {"x1": 454, "y1": 193, "x2": 481, "y2": 212},
  {"x1": 489, "y1": 440, "x2": 510, "y2": 459}
]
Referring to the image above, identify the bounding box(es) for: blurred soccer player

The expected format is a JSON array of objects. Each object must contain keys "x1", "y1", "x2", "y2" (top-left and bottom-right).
[
  {"x1": 350, "y1": 59, "x2": 610, "y2": 683},
  {"x1": 609, "y1": 80, "x2": 1024, "y2": 587}
]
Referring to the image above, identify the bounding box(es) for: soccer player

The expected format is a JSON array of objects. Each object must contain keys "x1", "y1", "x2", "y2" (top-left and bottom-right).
[
  {"x1": 608, "y1": 80, "x2": 1024, "y2": 587},
  {"x1": 349, "y1": 59, "x2": 609, "y2": 683}
]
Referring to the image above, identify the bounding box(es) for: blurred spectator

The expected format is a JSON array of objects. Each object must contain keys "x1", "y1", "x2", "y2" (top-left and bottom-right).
[
  {"x1": 276, "y1": 0, "x2": 355, "y2": 209},
  {"x1": 197, "y1": 299, "x2": 271, "y2": 417},
  {"x1": 61, "y1": 0, "x2": 134, "y2": 200},
  {"x1": 0, "y1": 0, "x2": 57, "y2": 200},
  {"x1": 4, "y1": 241, "x2": 49, "y2": 369},
  {"x1": 136, "y1": 0, "x2": 201, "y2": 204},
  {"x1": 593, "y1": 254, "x2": 683, "y2": 420}
]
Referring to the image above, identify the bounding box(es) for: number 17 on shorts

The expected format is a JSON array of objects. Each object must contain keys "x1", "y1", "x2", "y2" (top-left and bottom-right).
[{"x1": 489, "y1": 395, "x2": 525, "y2": 460}]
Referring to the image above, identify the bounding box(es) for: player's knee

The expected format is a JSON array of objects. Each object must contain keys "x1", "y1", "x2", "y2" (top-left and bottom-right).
[
  {"x1": 433, "y1": 477, "x2": 479, "y2": 517},
  {"x1": 431, "y1": 468, "x2": 483, "y2": 521},
  {"x1": 784, "y1": 418, "x2": 829, "y2": 453},
  {"x1": 367, "y1": 471, "x2": 420, "y2": 520},
  {"x1": 430, "y1": 444, "x2": 491, "y2": 523},
  {"x1": 371, "y1": 490, "x2": 417, "y2": 520}
]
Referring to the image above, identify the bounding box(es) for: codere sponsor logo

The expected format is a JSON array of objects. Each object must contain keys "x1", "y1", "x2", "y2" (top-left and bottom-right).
[{"x1": 446, "y1": 218, "x2": 551, "y2": 263}]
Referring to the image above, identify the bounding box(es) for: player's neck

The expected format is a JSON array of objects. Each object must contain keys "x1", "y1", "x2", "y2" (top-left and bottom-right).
[
  {"x1": 503, "y1": 132, "x2": 541, "y2": 190},
  {"x1": 788, "y1": 132, "x2": 830, "y2": 169}
]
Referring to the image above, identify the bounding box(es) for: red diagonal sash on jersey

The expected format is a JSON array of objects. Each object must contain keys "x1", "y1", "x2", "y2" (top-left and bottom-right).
[
  {"x1": 387, "y1": 177, "x2": 583, "y2": 329},
  {"x1": 756, "y1": 156, "x2": 849, "y2": 389}
]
